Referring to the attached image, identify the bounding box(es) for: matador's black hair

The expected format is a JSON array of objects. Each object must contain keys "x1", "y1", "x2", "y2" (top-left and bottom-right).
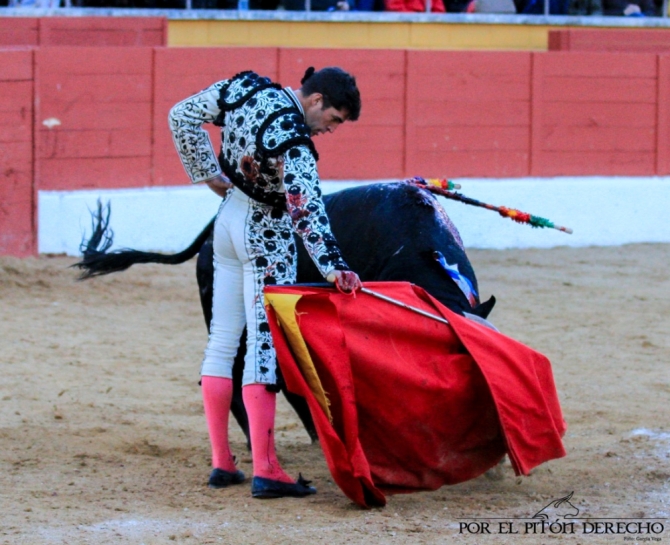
[{"x1": 300, "y1": 66, "x2": 361, "y2": 121}]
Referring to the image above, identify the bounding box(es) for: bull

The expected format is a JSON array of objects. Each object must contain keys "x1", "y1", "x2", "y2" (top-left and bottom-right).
[{"x1": 76, "y1": 181, "x2": 495, "y2": 445}]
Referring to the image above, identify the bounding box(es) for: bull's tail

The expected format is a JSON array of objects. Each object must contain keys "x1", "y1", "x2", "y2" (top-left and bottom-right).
[{"x1": 73, "y1": 200, "x2": 215, "y2": 280}]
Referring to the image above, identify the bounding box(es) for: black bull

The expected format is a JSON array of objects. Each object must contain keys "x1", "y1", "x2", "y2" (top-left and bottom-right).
[{"x1": 76, "y1": 182, "x2": 495, "y2": 445}]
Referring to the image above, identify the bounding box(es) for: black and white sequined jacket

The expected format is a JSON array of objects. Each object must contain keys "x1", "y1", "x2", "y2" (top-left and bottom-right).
[{"x1": 168, "y1": 71, "x2": 349, "y2": 276}]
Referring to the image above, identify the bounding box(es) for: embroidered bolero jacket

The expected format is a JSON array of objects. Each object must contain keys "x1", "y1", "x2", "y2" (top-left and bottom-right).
[{"x1": 168, "y1": 71, "x2": 349, "y2": 277}]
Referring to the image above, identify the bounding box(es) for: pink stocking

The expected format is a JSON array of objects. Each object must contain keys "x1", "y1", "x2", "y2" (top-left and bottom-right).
[
  {"x1": 201, "y1": 375, "x2": 236, "y2": 472},
  {"x1": 243, "y1": 384, "x2": 293, "y2": 483}
]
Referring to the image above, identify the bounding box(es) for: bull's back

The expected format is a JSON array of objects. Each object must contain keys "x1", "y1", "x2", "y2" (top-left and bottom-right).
[{"x1": 296, "y1": 183, "x2": 479, "y2": 314}]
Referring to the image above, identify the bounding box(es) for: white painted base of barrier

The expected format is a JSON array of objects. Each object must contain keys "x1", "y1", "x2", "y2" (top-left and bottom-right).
[{"x1": 38, "y1": 176, "x2": 670, "y2": 256}]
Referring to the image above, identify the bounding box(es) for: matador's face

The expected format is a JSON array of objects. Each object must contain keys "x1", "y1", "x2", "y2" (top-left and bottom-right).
[{"x1": 303, "y1": 94, "x2": 349, "y2": 137}]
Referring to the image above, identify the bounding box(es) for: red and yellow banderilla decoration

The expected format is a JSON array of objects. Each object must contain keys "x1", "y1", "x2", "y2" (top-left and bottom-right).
[{"x1": 407, "y1": 177, "x2": 573, "y2": 235}]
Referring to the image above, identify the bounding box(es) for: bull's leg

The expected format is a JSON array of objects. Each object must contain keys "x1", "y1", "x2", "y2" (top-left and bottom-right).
[
  {"x1": 231, "y1": 331, "x2": 251, "y2": 450},
  {"x1": 196, "y1": 237, "x2": 215, "y2": 330}
]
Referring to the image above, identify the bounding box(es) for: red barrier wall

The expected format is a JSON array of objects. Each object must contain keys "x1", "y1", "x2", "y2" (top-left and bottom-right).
[
  {"x1": 0, "y1": 49, "x2": 34, "y2": 257},
  {"x1": 2, "y1": 45, "x2": 670, "y2": 255},
  {"x1": 549, "y1": 29, "x2": 670, "y2": 52},
  {"x1": 0, "y1": 17, "x2": 166, "y2": 47},
  {"x1": 40, "y1": 17, "x2": 166, "y2": 47},
  {"x1": 406, "y1": 51, "x2": 532, "y2": 178},
  {"x1": 35, "y1": 47, "x2": 153, "y2": 190},
  {"x1": 530, "y1": 52, "x2": 658, "y2": 176},
  {"x1": 0, "y1": 18, "x2": 39, "y2": 47}
]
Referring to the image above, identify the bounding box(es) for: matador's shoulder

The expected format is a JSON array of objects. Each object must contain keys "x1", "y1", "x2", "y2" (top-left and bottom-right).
[
  {"x1": 217, "y1": 71, "x2": 281, "y2": 112},
  {"x1": 257, "y1": 109, "x2": 319, "y2": 162}
]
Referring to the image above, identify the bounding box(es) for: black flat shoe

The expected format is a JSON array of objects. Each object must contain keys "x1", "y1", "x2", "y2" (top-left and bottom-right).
[
  {"x1": 251, "y1": 473, "x2": 317, "y2": 499},
  {"x1": 208, "y1": 468, "x2": 246, "y2": 489}
]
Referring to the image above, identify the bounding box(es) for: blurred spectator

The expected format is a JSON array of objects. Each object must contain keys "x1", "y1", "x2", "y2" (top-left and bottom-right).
[
  {"x1": 195, "y1": 0, "x2": 280, "y2": 8},
  {"x1": 283, "y1": 0, "x2": 346, "y2": 8},
  {"x1": 283, "y1": 0, "x2": 383, "y2": 8},
  {"x1": 385, "y1": 0, "x2": 445, "y2": 11},
  {"x1": 465, "y1": 0, "x2": 516, "y2": 12},
  {"x1": 64, "y1": 0, "x2": 185, "y2": 6},
  {"x1": 9, "y1": 0, "x2": 63, "y2": 6},
  {"x1": 443, "y1": 0, "x2": 469, "y2": 10},
  {"x1": 567, "y1": 0, "x2": 601, "y2": 14},
  {"x1": 602, "y1": 0, "x2": 654, "y2": 14},
  {"x1": 515, "y1": 0, "x2": 568, "y2": 13},
  {"x1": 352, "y1": 0, "x2": 385, "y2": 9},
  {"x1": 249, "y1": 0, "x2": 280, "y2": 6}
]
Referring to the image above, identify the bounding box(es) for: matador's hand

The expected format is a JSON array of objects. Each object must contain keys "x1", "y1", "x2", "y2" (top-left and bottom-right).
[
  {"x1": 206, "y1": 174, "x2": 233, "y2": 198},
  {"x1": 326, "y1": 270, "x2": 362, "y2": 293}
]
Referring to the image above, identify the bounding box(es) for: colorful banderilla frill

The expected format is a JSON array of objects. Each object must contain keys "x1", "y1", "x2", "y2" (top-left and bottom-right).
[{"x1": 406, "y1": 177, "x2": 573, "y2": 234}]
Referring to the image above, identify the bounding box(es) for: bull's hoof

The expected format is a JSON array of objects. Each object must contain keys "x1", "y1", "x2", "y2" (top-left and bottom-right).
[
  {"x1": 208, "y1": 468, "x2": 246, "y2": 489},
  {"x1": 251, "y1": 474, "x2": 317, "y2": 499}
]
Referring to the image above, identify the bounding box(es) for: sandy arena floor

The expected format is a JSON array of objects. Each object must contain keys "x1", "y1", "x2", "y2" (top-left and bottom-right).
[{"x1": 1, "y1": 243, "x2": 668, "y2": 544}]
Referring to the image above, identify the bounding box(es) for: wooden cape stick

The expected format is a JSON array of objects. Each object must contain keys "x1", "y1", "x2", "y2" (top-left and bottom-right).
[{"x1": 360, "y1": 287, "x2": 449, "y2": 326}]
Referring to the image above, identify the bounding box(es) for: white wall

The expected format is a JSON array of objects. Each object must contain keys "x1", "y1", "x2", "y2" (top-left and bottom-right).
[{"x1": 38, "y1": 176, "x2": 670, "y2": 256}]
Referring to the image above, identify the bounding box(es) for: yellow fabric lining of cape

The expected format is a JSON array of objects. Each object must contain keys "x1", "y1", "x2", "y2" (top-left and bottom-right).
[{"x1": 264, "y1": 292, "x2": 332, "y2": 422}]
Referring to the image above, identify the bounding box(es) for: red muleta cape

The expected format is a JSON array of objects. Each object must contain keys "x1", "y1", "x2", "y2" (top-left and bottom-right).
[{"x1": 264, "y1": 282, "x2": 566, "y2": 508}]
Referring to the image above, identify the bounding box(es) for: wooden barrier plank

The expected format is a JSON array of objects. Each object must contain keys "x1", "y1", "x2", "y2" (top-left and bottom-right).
[
  {"x1": 0, "y1": 81, "x2": 35, "y2": 108},
  {"x1": 39, "y1": 74, "x2": 153, "y2": 104},
  {"x1": 0, "y1": 18, "x2": 39, "y2": 47},
  {"x1": 542, "y1": 76, "x2": 657, "y2": 103},
  {"x1": 40, "y1": 17, "x2": 166, "y2": 47},
  {"x1": 38, "y1": 102, "x2": 151, "y2": 131},
  {"x1": 542, "y1": 102, "x2": 656, "y2": 127},
  {"x1": 411, "y1": 75, "x2": 530, "y2": 102},
  {"x1": 408, "y1": 51, "x2": 531, "y2": 76},
  {"x1": 541, "y1": 51, "x2": 657, "y2": 78},
  {"x1": 406, "y1": 150, "x2": 530, "y2": 178},
  {"x1": 38, "y1": 157, "x2": 152, "y2": 190},
  {"x1": 413, "y1": 100, "x2": 529, "y2": 127},
  {"x1": 37, "y1": 128, "x2": 152, "y2": 159},
  {"x1": 533, "y1": 151, "x2": 656, "y2": 176},
  {"x1": 409, "y1": 126, "x2": 529, "y2": 152},
  {"x1": 0, "y1": 121, "x2": 32, "y2": 143},
  {"x1": 0, "y1": 49, "x2": 34, "y2": 81},
  {"x1": 540, "y1": 126, "x2": 655, "y2": 151},
  {"x1": 36, "y1": 46, "x2": 152, "y2": 75}
]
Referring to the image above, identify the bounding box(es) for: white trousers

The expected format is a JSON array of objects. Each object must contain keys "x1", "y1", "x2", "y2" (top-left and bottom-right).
[{"x1": 201, "y1": 188, "x2": 297, "y2": 386}]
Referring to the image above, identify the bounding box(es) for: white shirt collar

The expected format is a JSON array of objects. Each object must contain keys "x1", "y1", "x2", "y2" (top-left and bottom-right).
[{"x1": 284, "y1": 87, "x2": 305, "y2": 117}]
